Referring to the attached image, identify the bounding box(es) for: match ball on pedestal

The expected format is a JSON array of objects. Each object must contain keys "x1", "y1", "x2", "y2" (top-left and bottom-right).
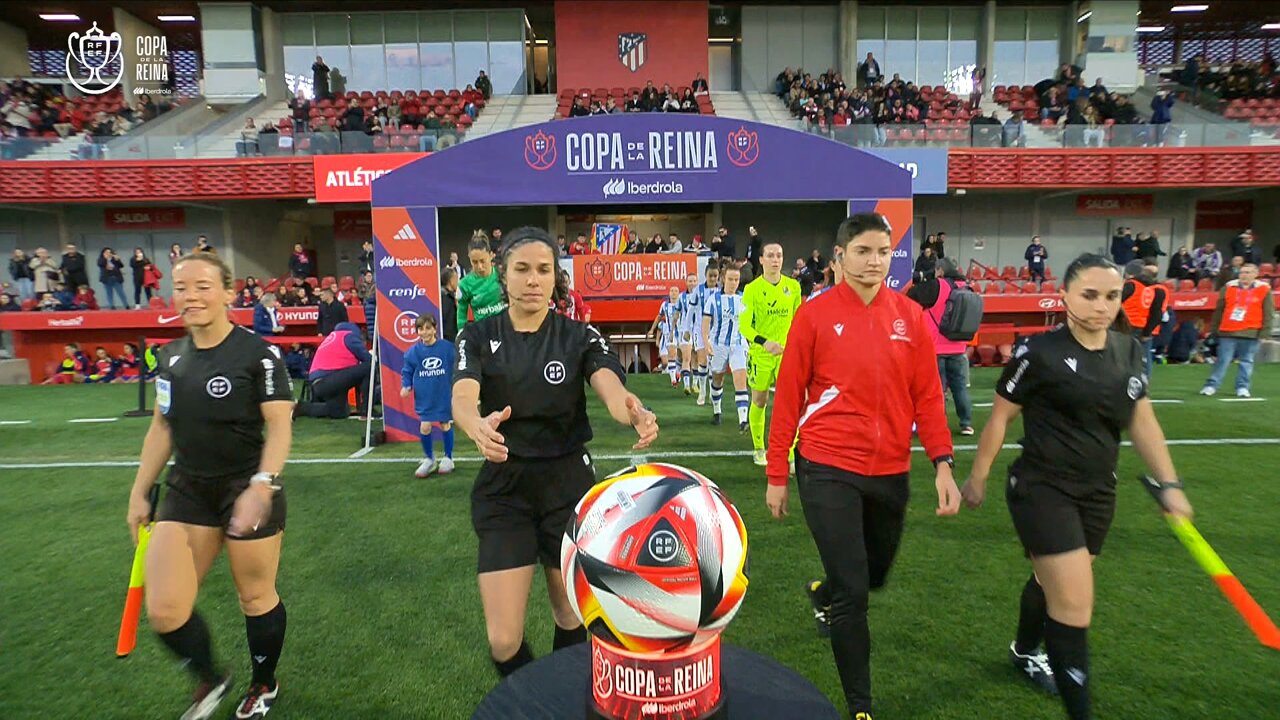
[{"x1": 561, "y1": 463, "x2": 749, "y2": 653}]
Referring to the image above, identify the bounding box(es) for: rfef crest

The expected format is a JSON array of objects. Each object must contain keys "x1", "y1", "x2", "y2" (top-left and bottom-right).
[
  {"x1": 583, "y1": 258, "x2": 613, "y2": 293},
  {"x1": 524, "y1": 129, "x2": 557, "y2": 170},
  {"x1": 726, "y1": 126, "x2": 760, "y2": 167}
]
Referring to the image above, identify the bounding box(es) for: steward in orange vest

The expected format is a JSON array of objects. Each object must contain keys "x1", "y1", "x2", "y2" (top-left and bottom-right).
[{"x1": 1211, "y1": 272, "x2": 1274, "y2": 340}]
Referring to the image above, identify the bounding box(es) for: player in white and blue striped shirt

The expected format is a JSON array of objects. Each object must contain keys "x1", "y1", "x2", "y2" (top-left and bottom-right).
[
  {"x1": 688, "y1": 265, "x2": 721, "y2": 405},
  {"x1": 701, "y1": 264, "x2": 750, "y2": 430},
  {"x1": 648, "y1": 286, "x2": 682, "y2": 386}
]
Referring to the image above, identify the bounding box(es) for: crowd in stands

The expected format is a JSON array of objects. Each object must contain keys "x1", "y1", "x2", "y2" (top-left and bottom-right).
[
  {"x1": 1111, "y1": 226, "x2": 1280, "y2": 291},
  {"x1": 234, "y1": 59, "x2": 491, "y2": 156},
  {"x1": 5, "y1": 243, "x2": 166, "y2": 311},
  {"x1": 0, "y1": 79, "x2": 178, "y2": 160},
  {"x1": 778, "y1": 60, "x2": 1020, "y2": 147},
  {"x1": 775, "y1": 57, "x2": 1165, "y2": 148},
  {"x1": 995, "y1": 63, "x2": 1165, "y2": 147},
  {"x1": 556, "y1": 76, "x2": 713, "y2": 119},
  {"x1": 1180, "y1": 54, "x2": 1279, "y2": 102}
]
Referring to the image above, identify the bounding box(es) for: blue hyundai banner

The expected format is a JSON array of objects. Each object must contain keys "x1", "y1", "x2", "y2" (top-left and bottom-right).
[{"x1": 865, "y1": 148, "x2": 949, "y2": 195}]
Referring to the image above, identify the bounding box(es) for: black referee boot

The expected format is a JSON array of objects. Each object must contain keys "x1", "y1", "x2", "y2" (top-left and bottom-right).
[
  {"x1": 806, "y1": 579, "x2": 832, "y2": 638},
  {"x1": 711, "y1": 412, "x2": 722, "y2": 426}
]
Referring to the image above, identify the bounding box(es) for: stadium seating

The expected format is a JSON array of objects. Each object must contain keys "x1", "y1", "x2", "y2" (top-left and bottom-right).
[
  {"x1": 555, "y1": 85, "x2": 715, "y2": 119},
  {"x1": 267, "y1": 88, "x2": 484, "y2": 152}
]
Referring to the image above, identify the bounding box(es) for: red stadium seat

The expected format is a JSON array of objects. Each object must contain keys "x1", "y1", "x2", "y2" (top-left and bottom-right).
[
  {"x1": 235, "y1": 279, "x2": 246, "y2": 293},
  {"x1": 997, "y1": 344, "x2": 1013, "y2": 362},
  {"x1": 304, "y1": 277, "x2": 319, "y2": 289},
  {"x1": 1021, "y1": 281, "x2": 1039, "y2": 293},
  {"x1": 1196, "y1": 278, "x2": 1213, "y2": 292},
  {"x1": 149, "y1": 296, "x2": 166, "y2": 309},
  {"x1": 1001, "y1": 265, "x2": 1018, "y2": 281},
  {"x1": 976, "y1": 345, "x2": 999, "y2": 366},
  {"x1": 1040, "y1": 281, "x2": 1057, "y2": 294},
  {"x1": 1259, "y1": 263, "x2": 1275, "y2": 278},
  {"x1": 339, "y1": 275, "x2": 356, "y2": 290},
  {"x1": 982, "y1": 281, "x2": 1002, "y2": 295},
  {"x1": 1177, "y1": 279, "x2": 1195, "y2": 291}
]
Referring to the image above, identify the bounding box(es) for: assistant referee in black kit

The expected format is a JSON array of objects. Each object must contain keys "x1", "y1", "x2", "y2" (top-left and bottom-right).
[
  {"x1": 452, "y1": 226, "x2": 659, "y2": 678},
  {"x1": 125, "y1": 253, "x2": 294, "y2": 720},
  {"x1": 962, "y1": 254, "x2": 1193, "y2": 720}
]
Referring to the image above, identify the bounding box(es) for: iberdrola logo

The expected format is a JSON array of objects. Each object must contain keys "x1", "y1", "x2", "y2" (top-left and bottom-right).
[
  {"x1": 725, "y1": 126, "x2": 760, "y2": 167},
  {"x1": 524, "y1": 129, "x2": 557, "y2": 170}
]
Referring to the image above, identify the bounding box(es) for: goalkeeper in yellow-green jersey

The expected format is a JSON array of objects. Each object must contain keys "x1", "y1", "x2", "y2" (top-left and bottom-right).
[{"x1": 738, "y1": 243, "x2": 803, "y2": 465}]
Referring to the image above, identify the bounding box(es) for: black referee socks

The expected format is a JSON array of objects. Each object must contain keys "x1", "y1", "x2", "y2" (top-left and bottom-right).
[
  {"x1": 1015, "y1": 574, "x2": 1048, "y2": 654},
  {"x1": 493, "y1": 640, "x2": 534, "y2": 677},
  {"x1": 553, "y1": 623, "x2": 587, "y2": 650},
  {"x1": 245, "y1": 600, "x2": 287, "y2": 687},
  {"x1": 1044, "y1": 617, "x2": 1092, "y2": 720},
  {"x1": 158, "y1": 611, "x2": 219, "y2": 684}
]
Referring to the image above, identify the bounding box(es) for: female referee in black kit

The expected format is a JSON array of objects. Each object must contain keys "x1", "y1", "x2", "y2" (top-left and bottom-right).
[
  {"x1": 452, "y1": 226, "x2": 659, "y2": 678},
  {"x1": 961, "y1": 253, "x2": 1193, "y2": 720},
  {"x1": 125, "y1": 253, "x2": 294, "y2": 720}
]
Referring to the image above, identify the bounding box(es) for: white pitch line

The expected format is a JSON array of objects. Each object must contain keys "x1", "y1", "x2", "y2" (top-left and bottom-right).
[
  {"x1": 977, "y1": 398, "x2": 1186, "y2": 408},
  {"x1": 0, "y1": 420, "x2": 32, "y2": 425},
  {"x1": 67, "y1": 417, "x2": 119, "y2": 424},
  {"x1": 1, "y1": 437, "x2": 1277, "y2": 470},
  {"x1": 1219, "y1": 397, "x2": 1265, "y2": 402}
]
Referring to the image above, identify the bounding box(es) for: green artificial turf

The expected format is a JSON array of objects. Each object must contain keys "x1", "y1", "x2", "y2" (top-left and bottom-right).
[{"x1": 0, "y1": 365, "x2": 1276, "y2": 719}]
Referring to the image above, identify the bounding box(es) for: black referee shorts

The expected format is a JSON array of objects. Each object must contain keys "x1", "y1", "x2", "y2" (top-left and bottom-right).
[
  {"x1": 471, "y1": 450, "x2": 596, "y2": 574},
  {"x1": 157, "y1": 468, "x2": 287, "y2": 541},
  {"x1": 1005, "y1": 469, "x2": 1115, "y2": 557}
]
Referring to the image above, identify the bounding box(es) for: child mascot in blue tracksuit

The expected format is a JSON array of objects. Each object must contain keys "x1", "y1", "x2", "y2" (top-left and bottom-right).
[{"x1": 400, "y1": 314, "x2": 456, "y2": 477}]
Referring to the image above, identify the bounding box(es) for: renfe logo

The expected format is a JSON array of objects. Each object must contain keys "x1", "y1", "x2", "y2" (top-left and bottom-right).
[{"x1": 386, "y1": 286, "x2": 427, "y2": 299}]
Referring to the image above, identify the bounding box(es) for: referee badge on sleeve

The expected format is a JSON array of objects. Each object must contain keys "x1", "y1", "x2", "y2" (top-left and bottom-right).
[
  {"x1": 156, "y1": 378, "x2": 172, "y2": 415},
  {"x1": 1127, "y1": 376, "x2": 1143, "y2": 400}
]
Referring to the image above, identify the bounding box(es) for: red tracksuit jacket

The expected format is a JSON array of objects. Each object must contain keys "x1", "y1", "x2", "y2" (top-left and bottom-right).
[{"x1": 766, "y1": 282, "x2": 954, "y2": 485}]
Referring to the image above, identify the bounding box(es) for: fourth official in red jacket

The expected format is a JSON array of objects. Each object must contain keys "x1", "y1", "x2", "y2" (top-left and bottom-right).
[{"x1": 765, "y1": 213, "x2": 961, "y2": 720}]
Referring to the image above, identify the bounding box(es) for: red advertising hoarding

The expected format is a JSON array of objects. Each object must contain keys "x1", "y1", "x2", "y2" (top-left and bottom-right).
[
  {"x1": 573, "y1": 254, "x2": 696, "y2": 299},
  {"x1": 313, "y1": 153, "x2": 425, "y2": 203}
]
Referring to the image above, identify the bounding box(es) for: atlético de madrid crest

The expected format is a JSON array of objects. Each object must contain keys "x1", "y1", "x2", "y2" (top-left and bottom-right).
[{"x1": 618, "y1": 32, "x2": 647, "y2": 72}]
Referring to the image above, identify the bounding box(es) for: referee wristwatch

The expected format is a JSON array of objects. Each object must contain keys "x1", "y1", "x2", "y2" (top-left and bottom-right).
[
  {"x1": 250, "y1": 472, "x2": 283, "y2": 493},
  {"x1": 932, "y1": 455, "x2": 955, "y2": 470}
]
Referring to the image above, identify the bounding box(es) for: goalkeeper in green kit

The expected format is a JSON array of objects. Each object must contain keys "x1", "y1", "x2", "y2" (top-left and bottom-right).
[
  {"x1": 458, "y1": 231, "x2": 507, "y2": 328},
  {"x1": 739, "y1": 243, "x2": 803, "y2": 466}
]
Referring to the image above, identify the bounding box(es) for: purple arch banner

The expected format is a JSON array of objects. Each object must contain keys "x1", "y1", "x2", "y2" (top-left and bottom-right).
[{"x1": 371, "y1": 114, "x2": 914, "y2": 440}]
